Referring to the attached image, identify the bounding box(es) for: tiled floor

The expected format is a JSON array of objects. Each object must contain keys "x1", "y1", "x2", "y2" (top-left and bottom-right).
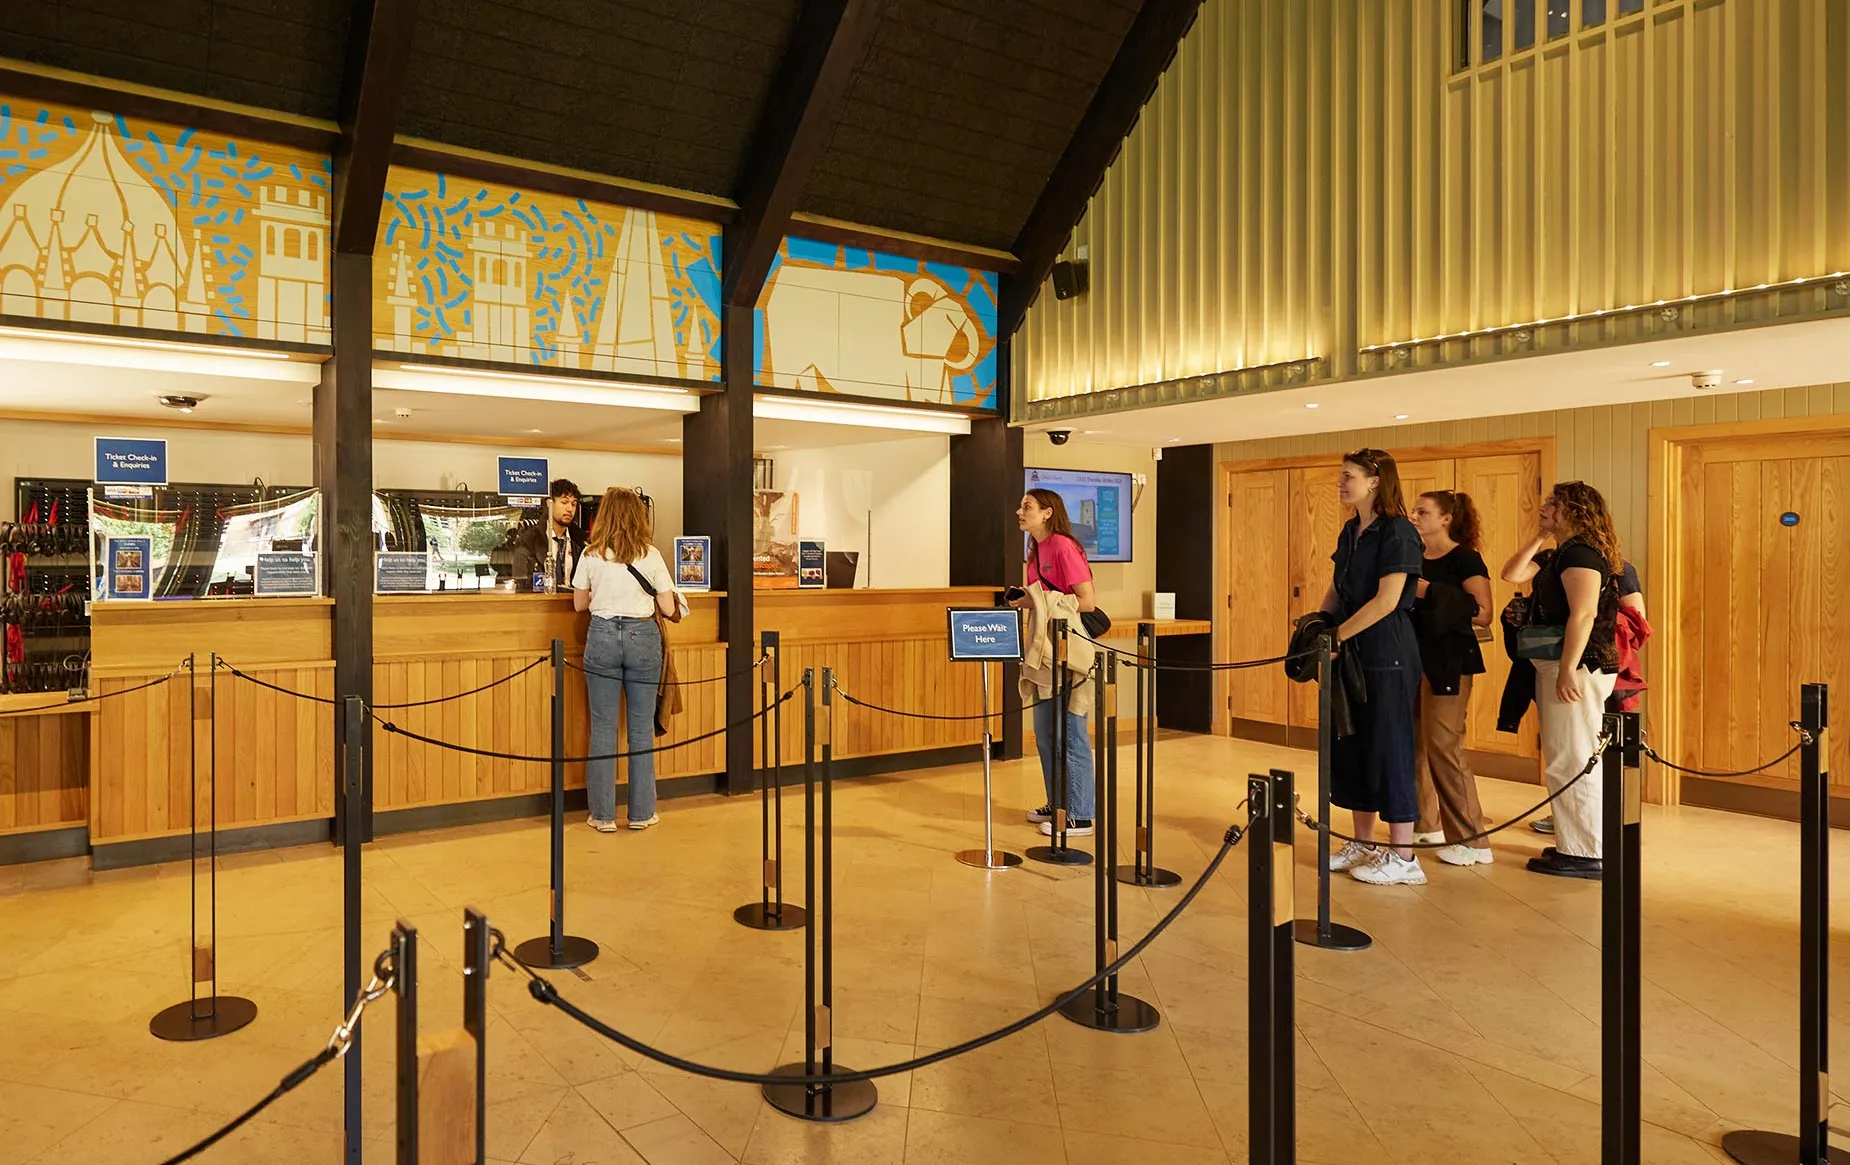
[{"x1": 2, "y1": 731, "x2": 1846, "y2": 1163}]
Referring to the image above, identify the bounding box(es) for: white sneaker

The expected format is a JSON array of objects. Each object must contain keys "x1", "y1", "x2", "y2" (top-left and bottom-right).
[
  {"x1": 1435, "y1": 844, "x2": 1494, "y2": 867},
  {"x1": 1039, "y1": 818, "x2": 1094, "y2": 837},
  {"x1": 628, "y1": 814, "x2": 660, "y2": 831},
  {"x1": 586, "y1": 816, "x2": 618, "y2": 833},
  {"x1": 1327, "y1": 841, "x2": 1379, "y2": 872},
  {"x1": 1413, "y1": 830, "x2": 1445, "y2": 845},
  {"x1": 1352, "y1": 851, "x2": 1428, "y2": 885}
]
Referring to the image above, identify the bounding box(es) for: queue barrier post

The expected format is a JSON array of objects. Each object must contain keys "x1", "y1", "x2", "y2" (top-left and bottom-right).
[
  {"x1": 1603, "y1": 711, "x2": 1643, "y2": 1165},
  {"x1": 737, "y1": 631, "x2": 806, "y2": 929},
  {"x1": 1294, "y1": 634, "x2": 1371, "y2": 952},
  {"x1": 151, "y1": 652, "x2": 260, "y2": 1041},
  {"x1": 1118, "y1": 620, "x2": 1181, "y2": 888},
  {"x1": 763, "y1": 669, "x2": 878, "y2": 1122},
  {"x1": 1248, "y1": 768, "x2": 1296, "y2": 1165},
  {"x1": 515, "y1": 638, "x2": 599, "y2": 970},
  {"x1": 1723, "y1": 684, "x2": 1845, "y2": 1165},
  {"x1": 389, "y1": 912, "x2": 491, "y2": 1165},
  {"x1": 1061, "y1": 650, "x2": 1159, "y2": 1033},
  {"x1": 1028, "y1": 618, "x2": 1093, "y2": 868}
]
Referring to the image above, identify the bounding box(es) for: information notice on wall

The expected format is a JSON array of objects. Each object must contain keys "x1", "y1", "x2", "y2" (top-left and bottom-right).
[
  {"x1": 254, "y1": 553, "x2": 318, "y2": 597},
  {"x1": 375, "y1": 551, "x2": 429, "y2": 594},
  {"x1": 947, "y1": 607, "x2": 1024, "y2": 662}
]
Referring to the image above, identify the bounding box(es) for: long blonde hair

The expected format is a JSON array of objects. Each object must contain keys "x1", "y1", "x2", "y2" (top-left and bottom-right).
[{"x1": 584, "y1": 487, "x2": 653, "y2": 563}]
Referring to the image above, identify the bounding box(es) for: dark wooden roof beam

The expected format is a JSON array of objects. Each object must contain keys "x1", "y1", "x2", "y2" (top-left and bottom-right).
[
  {"x1": 722, "y1": 0, "x2": 884, "y2": 309},
  {"x1": 332, "y1": 0, "x2": 419, "y2": 256}
]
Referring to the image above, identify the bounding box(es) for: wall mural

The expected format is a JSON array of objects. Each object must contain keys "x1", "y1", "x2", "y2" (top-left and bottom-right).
[
  {"x1": 0, "y1": 98, "x2": 333, "y2": 342},
  {"x1": 374, "y1": 168, "x2": 723, "y2": 382},
  {"x1": 755, "y1": 237, "x2": 999, "y2": 410}
]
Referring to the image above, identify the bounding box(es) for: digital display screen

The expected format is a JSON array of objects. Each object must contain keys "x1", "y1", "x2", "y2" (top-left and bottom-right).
[{"x1": 1024, "y1": 467, "x2": 1133, "y2": 563}]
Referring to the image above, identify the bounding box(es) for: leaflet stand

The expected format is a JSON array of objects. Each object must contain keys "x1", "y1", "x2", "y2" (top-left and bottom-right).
[
  {"x1": 949, "y1": 608, "x2": 1025, "y2": 871},
  {"x1": 737, "y1": 631, "x2": 807, "y2": 928},
  {"x1": 150, "y1": 653, "x2": 258, "y2": 1041},
  {"x1": 1028, "y1": 619, "x2": 1093, "y2": 868}
]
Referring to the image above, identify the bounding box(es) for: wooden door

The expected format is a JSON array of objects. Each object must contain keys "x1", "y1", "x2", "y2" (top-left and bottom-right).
[
  {"x1": 1455, "y1": 453, "x2": 1542, "y2": 758},
  {"x1": 1225, "y1": 470, "x2": 1290, "y2": 723},
  {"x1": 1287, "y1": 465, "x2": 1347, "y2": 728},
  {"x1": 1681, "y1": 437, "x2": 1850, "y2": 796}
]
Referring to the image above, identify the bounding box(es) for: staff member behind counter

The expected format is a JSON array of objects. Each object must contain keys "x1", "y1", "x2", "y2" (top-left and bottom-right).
[{"x1": 512, "y1": 479, "x2": 585, "y2": 592}]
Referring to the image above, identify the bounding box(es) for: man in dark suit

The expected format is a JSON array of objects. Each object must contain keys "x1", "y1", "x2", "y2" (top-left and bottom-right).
[{"x1": 512, "y1": 478, "x2": 585, "y2": 592}]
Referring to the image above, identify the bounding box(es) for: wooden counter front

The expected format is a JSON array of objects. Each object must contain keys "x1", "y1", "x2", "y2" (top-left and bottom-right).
[
  {"x1": 755, "y1": 587, "x2": 1007, "y2": 764},
  {"x1": 90, "y1": 599, "x2": 335, "y2": 844},
  {"x1": 370, "y1": 592, "x2": 726, "y2": 814},
  {"x1": 1, "y1": 695, "x2": 90, "y2": 838}
]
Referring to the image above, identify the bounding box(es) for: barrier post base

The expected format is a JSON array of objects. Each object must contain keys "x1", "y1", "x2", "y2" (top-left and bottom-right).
[
  {"x1": 732, "y1": 903, "x2": 809, "y2": 931},
  {"x1": 1293, "y1": 919, "x2": 1373, "y2": 951},
  {"x1": 762, "y1": 1064, "x2": 878, "y2": 1122},
  {"x1": 1026, "y1": 844, "x2": 1093, "y2": 867},
  {"x1": 512, "y1": 935, "x2": 600, "y2": 971},
  {"x1": 149, "y1": 995, "x2": 258, "y2": 1042},
  {"x1": 1115, "y1": 865, "x2": 1182, "y2": 888},
  {"x1": 1721, "y1": 1130, "x2": 1850, "y2": 1165},
  {"x1": 1058, "y1": 992, "x2": 1160, "y2": 1034},
  {"x1": 955, "y1": 848, "x2": 1023, "y2": 870}
]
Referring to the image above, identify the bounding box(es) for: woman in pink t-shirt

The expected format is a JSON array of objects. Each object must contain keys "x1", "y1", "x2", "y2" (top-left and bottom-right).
[{"x1": 1015, "y1": 488, "x2": 1099, "y2": 835}]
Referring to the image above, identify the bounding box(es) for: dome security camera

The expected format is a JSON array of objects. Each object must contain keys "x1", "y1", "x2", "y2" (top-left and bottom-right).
[
  {"x1": 1047, "y1": 430, "x2": 1072, "y2": 446},
  {"x1": 158, "y1": 395, "x2": 201, "y2": 413}
]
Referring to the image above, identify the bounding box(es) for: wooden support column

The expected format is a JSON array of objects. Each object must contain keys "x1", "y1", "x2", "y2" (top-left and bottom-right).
[
  {"x1": 685, "y1": 301, "x2": 757, "y2": 792},
  {"x1": 950, "y1": 333, "x2": 1025, "y2": 759}
]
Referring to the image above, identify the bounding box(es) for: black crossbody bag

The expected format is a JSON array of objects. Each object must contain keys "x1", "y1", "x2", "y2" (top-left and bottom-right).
[{"x1": 1031, "y1": 537, "x2": 1111, "y2": 639}]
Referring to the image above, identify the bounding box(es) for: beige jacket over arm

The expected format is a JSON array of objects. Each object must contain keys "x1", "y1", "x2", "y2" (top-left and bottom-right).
[{"x1": 1018, "y1": 582, "x2": 1096, "y2": 714}]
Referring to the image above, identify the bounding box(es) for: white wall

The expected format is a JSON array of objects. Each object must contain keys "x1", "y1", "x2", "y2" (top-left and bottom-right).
[
  {"x1": 764, "y1": 433, "x2": 951, "y2": 588},
  {"x1": 0, "y1": 418, "x2": 684, "y2": 537}
]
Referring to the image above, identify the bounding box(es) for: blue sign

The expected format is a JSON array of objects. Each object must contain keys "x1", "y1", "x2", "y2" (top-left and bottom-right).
[
  {"x1": 106, "y1": 536, "x2": 154, "y2": 600},
  {"x1": 95, "y1": 437, "x2": 168, "y2": 486},
  {"x1": 375, "y1": 551, "x2": 429, "y2": 594},
  {"x1": 1780, "y1": 511, "x2": 1800, "y2": 527},
  {"x1": 498, "y1": 456, "x2": 549, "y2": 498},
  {"x1": 255, "y1": 553, "x2": 318, "y2": 596},
  {"x1": 948, "y1": 608, "x2": 1024, "y2": 662}
]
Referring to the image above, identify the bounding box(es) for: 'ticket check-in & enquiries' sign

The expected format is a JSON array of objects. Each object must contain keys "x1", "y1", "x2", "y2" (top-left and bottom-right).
[{"x1": 94, "y1": 437, "x2": 168, "y2": 486}]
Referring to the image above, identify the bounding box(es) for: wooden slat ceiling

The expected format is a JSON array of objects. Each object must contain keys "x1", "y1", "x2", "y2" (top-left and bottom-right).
[{"x1": 1, "y1": 0, "x2": 1146, "y2": 254}]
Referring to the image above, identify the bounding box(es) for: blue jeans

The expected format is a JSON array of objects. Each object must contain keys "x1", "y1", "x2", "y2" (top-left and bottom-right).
[
  {"x1": 1033, "y1": 697, "x2": 1096, "y2": 819},
  {"x1": 584, "y1": 616, "x2": 663, "y2": 822}
]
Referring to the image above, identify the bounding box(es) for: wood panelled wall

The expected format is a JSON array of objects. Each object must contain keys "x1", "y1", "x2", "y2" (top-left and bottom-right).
[
  {"x1": 1020, "y1": 0, "x2": 1850, "y2": 401},
  {"x1": 0, "y1": 707, "x2": 89, "y2": 834}
]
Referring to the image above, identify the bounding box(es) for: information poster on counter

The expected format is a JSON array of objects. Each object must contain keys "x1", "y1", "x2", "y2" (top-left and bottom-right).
[
  {"x1": 375, "y1": 551, "x2": 429, "y2": 594},
  {"x1": 105, "y1": 536, "x2": 153, "y2": 600},
  {"x1": 947, "y1": 608, "x2": 1024, "y2": 662},
  {"x1": 255, "y1": 553, "x2": 318, "y2": 597},
  {"x1": 674, "y1": 536, "x2": 711, "y2": 591},
  {"x1": 798, "y1": 540, "x2": 825, "y2": 589}
]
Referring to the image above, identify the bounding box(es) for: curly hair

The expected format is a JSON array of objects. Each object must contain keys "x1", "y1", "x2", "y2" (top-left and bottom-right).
[
  {"x1": 1419, "y1": 490, "x2": 1482, "y2": 551},
  {"x1": 1550, "y1": 481, "x2": 1622, "y2": 573}
]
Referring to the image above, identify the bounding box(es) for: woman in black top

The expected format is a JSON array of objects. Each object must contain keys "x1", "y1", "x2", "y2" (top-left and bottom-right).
[
  {"x1": 1319, "y1": 449, "x2": 1426, "y2": 886},
  {"x1": 1409, "y1": 490, "x2": 1494, "y2": 867},
  {"x1": 1500, "y1": 481, "x2": 1623, "y2": 880}
]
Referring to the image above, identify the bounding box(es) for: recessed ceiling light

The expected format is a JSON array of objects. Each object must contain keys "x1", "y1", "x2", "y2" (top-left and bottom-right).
[
  {"x1": 1734, "y1": 378, "x2": 1754, "y2": 385},
  {"x1": 665, "y1": 437, "x2": 682, "y2": 444},
  {"x1": 527, "y1": 428, "x2": 543, "y2": 434},
  {"x1": 1165, "y1": 438, "x2": 1182, "y2": 444},
  {"x1": 1650, "y1": 360, "x2": 1671, "y2": 367},
  {"x1": 1080, "y1": 430, "x2": 1103, "y2": 435},
  {"x1": 1394, "y1": 413, "x2": 1410, "y2": 420},
  {"x1": 1305, "y1": 403, "x2": 1320, "y2": 409}
]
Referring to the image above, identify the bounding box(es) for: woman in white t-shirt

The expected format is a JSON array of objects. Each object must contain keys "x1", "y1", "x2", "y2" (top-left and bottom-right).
[{"x1": 571, "y1": 488, "x2": 680, "y2": 831}]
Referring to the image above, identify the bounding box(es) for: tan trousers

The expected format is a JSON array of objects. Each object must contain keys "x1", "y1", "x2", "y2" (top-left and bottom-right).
[
  {"x1": 1533, "y1": 660, "x2": 1617, "y2": 859},
  {"x1": 1414, "y1": 675, "x2": 1486, "y2": 843}
]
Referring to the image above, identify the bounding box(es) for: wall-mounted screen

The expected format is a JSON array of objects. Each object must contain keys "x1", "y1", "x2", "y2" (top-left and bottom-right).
[{"x1": 1024, "y1": 467, "x2": 1133, "y2": 563}]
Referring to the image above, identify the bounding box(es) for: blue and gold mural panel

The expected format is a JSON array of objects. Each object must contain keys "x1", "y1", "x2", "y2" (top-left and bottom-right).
[
  {"x1": 374, "y1": 168, "x2": 723, "y2": 383},
  {"x1": 0, "y1": 98, "x2": 333, "y2": 342},
  {"x1": 754, "y1": 237, "x2": 999, "y2": 410}
]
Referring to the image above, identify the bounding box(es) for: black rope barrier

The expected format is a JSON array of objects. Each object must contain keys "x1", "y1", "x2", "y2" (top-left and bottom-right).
[
  {"x1": 1300, "y1": 740, "x2": 1608, "y2": 851},
  {"x1": 833, "y1": 684, "x2": 1053, "y2": 720},
  {"x1": 1072, "y1": 630, "x2": 1318, "y2": 673},
  {"x1": 156, "y1": 950, "x2": 396, "y2": 1165},
  {"x1": 374, "y1": 687, "x2": 797, "y2": 764},
  {"x1": 493, "y1": 815, "x2": 1252, "y2": 1087},
  {"x1": 565, "y1": 654, "x2": 768, "y2": 686},
  {"x1": 216, "y1": 656, "x2": 548, "y2": 708},
  {"x1": 0, "y1": 668, "x2": 180, "y2": 715},
  {"x1": 1640, "y1": 725, "x2": 1808, "y2": 778}
]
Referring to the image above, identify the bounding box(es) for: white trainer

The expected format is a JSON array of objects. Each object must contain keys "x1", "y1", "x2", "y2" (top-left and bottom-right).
[
  {"x1": 628, "y1": 814, "x2": 660, "y2": 831},
  {"x1": 1351, "y1": 851, "x2": 1428, "y2": 886},
  {"x1": 1327, "y1": 841, "x2": 1379, "y2": 872},
  {"x1": 1413, "y1": 830, "x2": 1445, "y2": 845},
  {"x1": 1435, "y1": 844, "x2": 1494, "y2": 867},
  {"x1": 586, "y1": 816, "x2": 618, "y2": 833}
]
